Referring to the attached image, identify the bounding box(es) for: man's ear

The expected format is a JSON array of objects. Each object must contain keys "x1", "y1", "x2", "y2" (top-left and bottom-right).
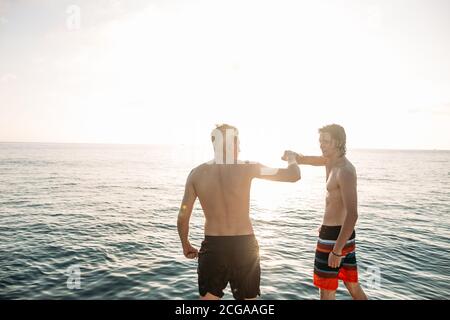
[{"x1": 333, "y1": 139, "x2": 341, "y2": 148}]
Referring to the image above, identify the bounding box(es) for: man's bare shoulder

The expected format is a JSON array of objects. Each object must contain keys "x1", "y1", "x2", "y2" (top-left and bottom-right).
[
  {"x1": 237, "y1": 160, "x2": 262, "y2": 175},
  {"x1": 345, "y1": 158, "x2": 356, "y2": 173},
  {"x1": 185, "y1": 164, "x2": 210, "y2": 188},
  {"x1": 189, "y1": 162, "x2": 211, "y2": 177},
  {"x1": 337, "y1": 159, "x2": 356, "y2": 181}
]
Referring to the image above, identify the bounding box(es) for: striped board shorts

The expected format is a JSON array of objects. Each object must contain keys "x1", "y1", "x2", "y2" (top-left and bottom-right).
[{"x1": 313, "y1": 225, "x2": 358, "y2": 291}]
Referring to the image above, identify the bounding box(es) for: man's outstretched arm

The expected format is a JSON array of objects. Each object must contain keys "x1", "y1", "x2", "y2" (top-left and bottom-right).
[
  {"x1": 282, "y1": 150, "x2": 327, "y2": 166},
  {"x1": 254, "y1": 151, "x2": 301, "y2": 182},
  {"x1": 297, "y1": 155, "x2": 328, "y2": 166},
  {"x1": 177, "y1": 170, "x2": 198, "y2": 259}
]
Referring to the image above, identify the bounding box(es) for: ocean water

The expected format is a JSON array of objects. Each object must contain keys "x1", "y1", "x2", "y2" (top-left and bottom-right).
[{"x1": 0, "y1": 143, "x2": 449, "y2": 300}]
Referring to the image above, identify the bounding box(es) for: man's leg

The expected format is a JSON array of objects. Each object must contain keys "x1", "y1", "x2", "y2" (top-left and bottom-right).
[
  {"x1": 200, "y1": 292, "x2": 221, "y2": 300},
  {"x1": 344, "y1": 282, "x2": 368, "y2": 300},
  {"x1": 230, "y1": 235, "x2": 261, "y2": 301},
  {"x1": 320, "y1": 289, "x2": 336, "y2": 300},
  {"x1": 197, "y1": 237, "x2": 227, "y2": 301}
]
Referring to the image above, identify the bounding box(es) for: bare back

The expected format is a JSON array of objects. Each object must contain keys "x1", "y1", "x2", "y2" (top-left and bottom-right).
[
  {"x1": 190, "y1": 162, "x2": 257, "y2": 236},
  {"x1": 323, "y1": 157, "x2": 357, "y2": 226}
]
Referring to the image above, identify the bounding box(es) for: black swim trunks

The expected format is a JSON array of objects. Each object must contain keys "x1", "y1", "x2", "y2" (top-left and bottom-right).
[{"x1": 197, "y1": 234, "x2": 261, "y2": 300}]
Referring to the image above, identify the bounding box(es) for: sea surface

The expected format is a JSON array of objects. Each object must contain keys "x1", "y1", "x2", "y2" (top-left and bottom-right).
[{"x1": 0, "y1": 143, "x2": 449, "y2": 299}]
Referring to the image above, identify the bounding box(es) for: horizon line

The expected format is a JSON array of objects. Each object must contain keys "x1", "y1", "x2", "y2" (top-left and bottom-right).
[{"x1": 0, "y1": 140, "x2": 449, "y2": 152}]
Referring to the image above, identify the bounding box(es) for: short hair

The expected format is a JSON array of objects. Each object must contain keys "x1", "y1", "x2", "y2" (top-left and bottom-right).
[
  {"x1": 211, "y1": 124, "x2": 239, "y2": 143},
  {"x1": 319, "y1": 124, "x2": 346, "y2": 156}
]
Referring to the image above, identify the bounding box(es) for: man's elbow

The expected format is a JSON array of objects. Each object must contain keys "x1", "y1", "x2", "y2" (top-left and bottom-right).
[{"x1": 288, "y1": 170, "x2": 301, "y2": 183}]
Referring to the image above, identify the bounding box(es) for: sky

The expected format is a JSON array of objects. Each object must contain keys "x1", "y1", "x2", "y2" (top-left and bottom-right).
[{"x1": 1, "y1": 0, "x2": 449, "y2": 151}]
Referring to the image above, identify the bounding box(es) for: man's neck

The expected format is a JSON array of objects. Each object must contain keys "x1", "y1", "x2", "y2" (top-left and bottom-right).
[{"x1": 327, "y1": 154, "x2": 345, "y2": 168}]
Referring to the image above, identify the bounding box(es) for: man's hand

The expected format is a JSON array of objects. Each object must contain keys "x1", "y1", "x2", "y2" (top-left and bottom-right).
[
  {"x1": 281, "y1": 150, "x2": 299, "y2": 162},
  {"x1": 328, "y1": 251, "x2": 343, "y2": 269},
  {"x1": 183, "y1": 242, "x2": 198, "y2": 259},
  {"x1": 281, "y1": 150, "x2": 304, "y2": 162}
]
